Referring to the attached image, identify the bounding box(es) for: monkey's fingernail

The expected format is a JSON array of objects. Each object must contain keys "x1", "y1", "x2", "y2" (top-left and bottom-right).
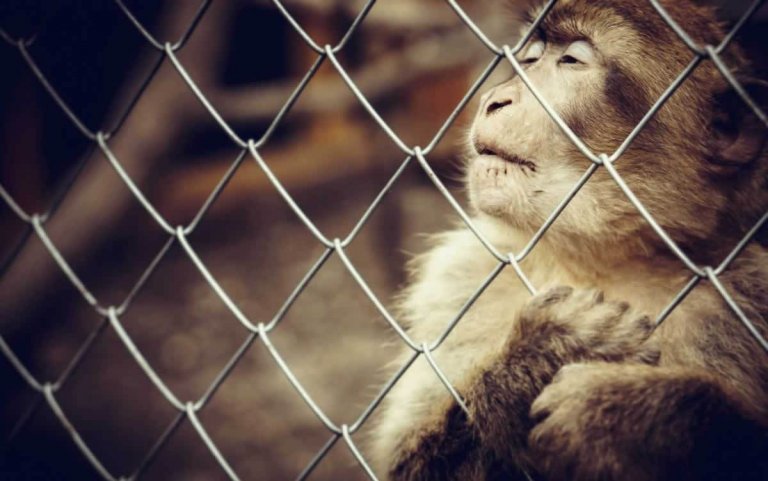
[
  {"x1": 540, "y1": 286, "x2": 573, "y2": 304},
  {"x1": 618, "y1": 301, "x2": 630, "y2": 312},
  {"x1": 530, "y1": 408, "x2": 549, "y2": 423},
  {"x1": 636, "y1": 315, "x2": 653, "y2": 331},
  {"x1": 593, "y1": 290, "x2": 605, "y2": 304}
]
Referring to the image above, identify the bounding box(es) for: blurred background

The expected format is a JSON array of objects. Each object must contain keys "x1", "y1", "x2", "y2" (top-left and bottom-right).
[{"x1": 0, "y1": 0, "x2": 766, "y2": 479}]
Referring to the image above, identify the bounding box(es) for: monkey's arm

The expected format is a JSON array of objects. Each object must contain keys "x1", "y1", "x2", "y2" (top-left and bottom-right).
[
  {"x1": 529, "y1": 362, "x2": 768, "y2": 481},
  {"x1": 465, "y1": 324, "x2": 578, "y2": 468},
  {"x1": 387, "y1": 402, "x2": 486, "y2": 481},
  {"x1": 387, "y1": 328, "x2": 570, "y2": 481}
]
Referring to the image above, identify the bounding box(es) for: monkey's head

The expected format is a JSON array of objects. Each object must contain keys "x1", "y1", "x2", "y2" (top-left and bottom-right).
[{"x1": 467, "y1": 0, "x2": 768, "y2": 263}]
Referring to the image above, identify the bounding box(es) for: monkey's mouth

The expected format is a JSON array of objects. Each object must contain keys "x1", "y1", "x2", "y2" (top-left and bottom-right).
[{"x1": 475, "y1": 143, "x2": 537, "y2": 172}]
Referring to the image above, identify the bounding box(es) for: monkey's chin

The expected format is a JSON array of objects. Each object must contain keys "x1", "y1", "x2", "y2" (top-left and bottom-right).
[{"x1": 468, "y1": 155, "x2": 536, "y2": 224}]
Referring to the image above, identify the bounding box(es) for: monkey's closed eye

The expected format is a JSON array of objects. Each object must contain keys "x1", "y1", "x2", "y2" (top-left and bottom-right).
[
  {"x1": 559, "y1": 55, "x2": 580, "y2": 65},
  {"x1": 559, "y1": 40, "x2": 595, "y2": 66},
  {"x1": 521, "y1": 39, "x2": 545, "y2": 64}
]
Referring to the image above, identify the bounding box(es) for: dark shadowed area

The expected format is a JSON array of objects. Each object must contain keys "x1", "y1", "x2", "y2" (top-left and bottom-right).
[{"x1": 0, "y1": 0, "x2": 765, "y2": 479}]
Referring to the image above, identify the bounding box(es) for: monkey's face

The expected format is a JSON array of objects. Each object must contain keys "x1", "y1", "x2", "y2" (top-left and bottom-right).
[
  {"x1": 466, "y1": 0, "x2": 768, "y2": 257},
  {"x1": 467, "y1": 35, "x2": 605, "y2": 230}
]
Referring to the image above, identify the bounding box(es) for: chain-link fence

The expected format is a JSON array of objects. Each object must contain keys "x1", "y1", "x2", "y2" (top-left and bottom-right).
[{"x1": 1, "y1": 0, "x2": 767, "y2": 479}]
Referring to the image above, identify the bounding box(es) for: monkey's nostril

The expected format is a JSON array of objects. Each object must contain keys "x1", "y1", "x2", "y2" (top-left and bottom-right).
[{"x1": 486, "y1": 99, "x2": 513, "y2": 115}]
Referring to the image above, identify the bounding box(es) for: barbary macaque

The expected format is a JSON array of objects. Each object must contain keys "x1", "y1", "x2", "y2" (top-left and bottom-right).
[{"x1": 371, "y1": 1, "x2": 768, "y2": 480}]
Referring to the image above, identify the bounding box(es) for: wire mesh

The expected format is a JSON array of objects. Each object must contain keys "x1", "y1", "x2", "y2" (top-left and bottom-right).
[{"x1": 1, "y1": 0, "x2": 767, "y2": 480}]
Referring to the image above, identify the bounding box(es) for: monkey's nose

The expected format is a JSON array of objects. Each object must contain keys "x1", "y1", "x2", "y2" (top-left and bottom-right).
[{"x1": 486, "y1": 99, "x2": 513, "y2": 115}]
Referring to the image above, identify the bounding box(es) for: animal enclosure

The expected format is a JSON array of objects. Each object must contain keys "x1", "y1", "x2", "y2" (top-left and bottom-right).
[{"x1": 1, "y1": 0, "x2": 767, "y2": 480}]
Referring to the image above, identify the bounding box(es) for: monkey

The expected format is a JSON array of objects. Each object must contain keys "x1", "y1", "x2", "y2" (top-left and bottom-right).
[{"x1": 370, "y1": 1, "x2": 768, "y2": 480}]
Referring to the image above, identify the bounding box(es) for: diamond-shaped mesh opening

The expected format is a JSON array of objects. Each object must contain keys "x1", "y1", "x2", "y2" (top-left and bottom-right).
[{"x1": 1, "y1": 0, "x2": 767, "y2": 480}]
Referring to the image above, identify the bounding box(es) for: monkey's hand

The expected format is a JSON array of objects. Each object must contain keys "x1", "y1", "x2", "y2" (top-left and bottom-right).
[
  {"x1": 518, "y1": 286, "x2": 659, "y2": 365},
  {"x1": 529, "y1": 362, "x2": 651, "y2": 481},
  {"x1": 529, "y1": 363, "x2": 768, "y2": 481},
  {"x1": 466, "y1": 286, "x2": 657, "y2": 468}
]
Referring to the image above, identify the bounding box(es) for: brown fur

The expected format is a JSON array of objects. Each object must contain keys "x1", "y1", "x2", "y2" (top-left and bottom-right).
[{"x1": 372, "y1": 1, "x2": 768, "y2": 480}]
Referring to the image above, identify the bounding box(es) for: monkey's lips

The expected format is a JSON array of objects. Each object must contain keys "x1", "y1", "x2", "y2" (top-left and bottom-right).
[{"x1": 475, "y1": 144, "x2": 537, "y2": 172}]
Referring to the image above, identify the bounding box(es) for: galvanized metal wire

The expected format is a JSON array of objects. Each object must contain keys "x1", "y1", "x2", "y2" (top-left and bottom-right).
[{"x1": 1, "y1": 0, "x2": 767, "y2": 479}]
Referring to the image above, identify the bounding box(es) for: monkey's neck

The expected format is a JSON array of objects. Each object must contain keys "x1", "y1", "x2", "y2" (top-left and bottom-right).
[{"x1": 476, "y1": 214, "x2": 689, "y2": 285}]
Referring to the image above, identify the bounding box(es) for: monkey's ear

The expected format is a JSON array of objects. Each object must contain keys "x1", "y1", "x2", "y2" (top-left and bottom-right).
[{"x1": 711, "y1": 78, "x2": 768, "y2": 167}]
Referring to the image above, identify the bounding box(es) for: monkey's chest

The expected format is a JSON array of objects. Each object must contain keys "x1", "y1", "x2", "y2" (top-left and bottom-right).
[{"x1": 403, "y1": 274, "x2": 535, "y2": 398}]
